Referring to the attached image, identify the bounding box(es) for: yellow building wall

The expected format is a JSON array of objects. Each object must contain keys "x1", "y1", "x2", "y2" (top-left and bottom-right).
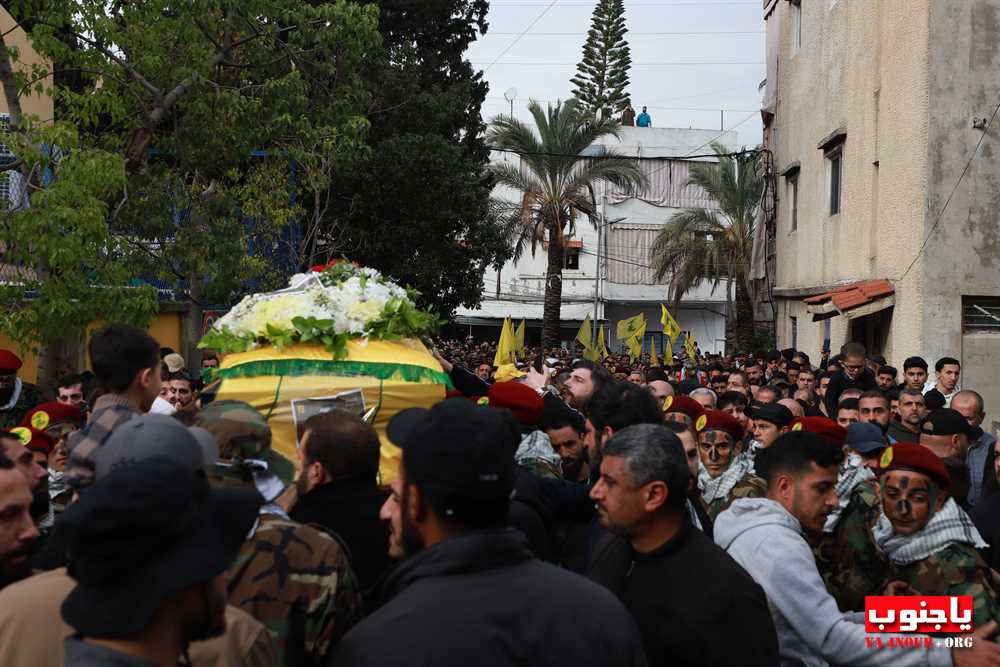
[{"x1": 0, "y1": 8, "x2": 54, "y2": 122}]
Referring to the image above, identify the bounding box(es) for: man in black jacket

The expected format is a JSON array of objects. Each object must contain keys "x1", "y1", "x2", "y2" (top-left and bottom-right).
[
  {"x1": 823, "y1": 342, "x2": 877, "y2": 416},
  {"x1": 587, "y1": 423, "x2": 778, "y2": 667},
  {"x1": 290, "y1": 410, "x2": 390, "y2": 592},
  {"x1": 333, "y1": 399, "x2": 646, "y2": 667}
]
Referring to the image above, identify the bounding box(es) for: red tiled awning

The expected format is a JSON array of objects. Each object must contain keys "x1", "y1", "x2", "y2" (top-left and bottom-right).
[{"x1": 802, "y1": 279, "x2": 895, "y2": 321}]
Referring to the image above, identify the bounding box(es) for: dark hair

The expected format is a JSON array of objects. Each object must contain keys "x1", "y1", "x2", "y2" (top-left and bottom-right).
[
  {"x1": 859, "y1": 390, "x2": 889, "y2": 407},
  {"x1": 786, "y1": 361, "x2": 800, "y2": 372},
  {"x1": 797, "y1": 367, "x2": 815, "y2": 378},
  {"x1": 718, "y1": 390, "x2": 748, "y2": 411},
  {"x1": 159, "y1": 347, "x2": 175, "y2": 359},
  {"x1": 572, "y1": 359, "x2": 614, "y2": 401},
  {"x1": 886, "y1": 389, "x2": 900, "y2": 401},
  {"x1": 878, "y1": 365, "x2": 898, "y2": 379},
  {"x1": 870, "y1": 355, "x2": 887, "y2": 366},
  {"x1": 89, "y1": 325, "x2": 160, "y2": 393},
  {"x1": 707, "y1": 362, "x2": 725, "y2": 373},
  {"x1": 728, "y1": 370, "x2": 748, "y2": 386},
  {"x1": 794, "y1": 352, "x2": 811, "y2": 366},
  {"x1": 302, "y1": 411, "x2": 380, "y2": 482},
  {"x1": 756, "y1": 431, "x2": 843, "y2": 481},
  {"x1": 602, "y1": 424, "x2": 688, "y2": 510},
  {"x1": 663, "y1": 419, "x2": 696, "y2": 439},
  {"x1": 765, "y1": 351, "x2": 781, "y2": 362},
  {"x1": 587, "y1": 381, "x2": 662, "y2": 435},
  {"x1": 903, "y1": 356, "x2": 928, "y2": 372},
  {"x1": 837, "y1": 398, "x2": 860, "y2": 412},
  {"x1": 898, "y1": 387, "x2": 925, "y2": 401},
  {"x1": 841, "y1": 342, "x2": 866, "y2": 358},
  {"x1": 541, "y1": 406, "x2": 587, "y2": 435},
  {"x1": 935, "y1": 357, "x2": 961, "y2": 373},
  {"x1": 756, "y1": 386, "x2": 781, "y2": 402},
  {"x1": 57, "y1": 373, "x2": 83, "y2": 390},
  {"x1": 169, "y1": 372, "x2": 192, "y2": 385},
  {"x1": 645, "y1": 369, "x2": 669, "y2": 383}
]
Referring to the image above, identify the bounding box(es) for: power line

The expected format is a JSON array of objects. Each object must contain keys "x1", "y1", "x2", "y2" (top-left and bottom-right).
[
  {"x1": 896, "y1": 100, "x2": 1000, "y2": 283},
  {"x1": 484, "y1": 97, "x2": 759, "y2": 113},
  {"x1": 489, "y1": 1, "x2": 758, "y2": 5},
  {"x1": 682, "y1": 112, "x2": 759, "y2": 157},
  {"x1": 482, "y1": 0, "x2": 558, "y2": 74},
  {"x1": 484, "y1": 30, "x2": 764, "y2": 36}
]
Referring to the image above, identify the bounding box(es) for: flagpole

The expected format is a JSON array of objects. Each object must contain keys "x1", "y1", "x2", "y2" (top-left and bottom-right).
[{"x1": 592, "y1": 194, "x2": 605, "y2": 343}]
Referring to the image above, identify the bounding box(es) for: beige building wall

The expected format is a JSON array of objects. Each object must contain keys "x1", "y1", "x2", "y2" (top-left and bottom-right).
[
  {"x1": 0, "y1": 8, "x2": 54, "y2": 122},
  {"x1": 768, "y1": 0, "x2": 930, "y2": 363}
]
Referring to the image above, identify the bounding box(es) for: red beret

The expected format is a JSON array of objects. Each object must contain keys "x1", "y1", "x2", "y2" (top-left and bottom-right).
[
  {"x1": 9, "y1": 426, "x2": 55, "y2": 455},
  {"x1": 878, "y1": 443, "x2": 951, "y2": 490},
  {"x1": 0, "y1": 350, "x2": 22, "y2": 374},
  {"x1": 663, "y1": 395, "x2": 706, "y2": 423},
  {"x1": 789, "y1": 417, "x2": 848, "y2": 446},
  {"x1": 699, "y1": 409, "x2": 745, "y2": 443},
  {"x1": 21, "y1": 402, "x2": 84, "y2": 431},
  {"x1": 486, "y1": 381, "x2": 544, "y2": 426}
]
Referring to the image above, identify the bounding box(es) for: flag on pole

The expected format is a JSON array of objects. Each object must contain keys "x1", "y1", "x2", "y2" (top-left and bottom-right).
[
  {"x1": 663, "y1": 338, "x2": 674, "y2": 366},
  {"x1": 660, "y1": 304, "x2": 681, "y2": 344},
  {"x1": 596, "y1": 324, "x2": 609, "y2": 359},
  {"x1": 684, "y1": 331, "x2": 697, "y2": 360},
  {"x1": 493, "y1": 317, "x2": 517, "y2": 367},
  {"x1": 649, "y1": 339, "x2": 660, "y2": 366},
  {"x1": 576, "y1": 315, "x2": 593, "y2": 351},
  {"x1": 616, "y1": 314, "x2": 646, "y2": 341},
  {"x1": 514, "y1": 319, "x2": 526, "y2": 357}
]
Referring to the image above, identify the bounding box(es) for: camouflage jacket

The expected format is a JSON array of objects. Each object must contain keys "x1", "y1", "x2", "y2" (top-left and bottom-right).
[
  {"x1": 809, "y1": 480, "x2": 888, "y2": 612},
  {"x1": 0, "y1": 382, "x2": 43, "y2": 430},
  {"x1": 892, "y1": 543, "x2": 1000, "y2": 630},
  {"x1": 228, "y1": 513, "x2": 362, "y2": 667},
  {"x1": 707, "y1": 473, "x2": 767, "y2": 521}
]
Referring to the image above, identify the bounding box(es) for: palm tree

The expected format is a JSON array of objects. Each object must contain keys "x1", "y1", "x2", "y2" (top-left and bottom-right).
[
  {"x1": 649, "y1": 144, "x2": 764, "y2": 353},
  {"x1": 488, "y1": 99, "x2": 646, "y2": 348}
]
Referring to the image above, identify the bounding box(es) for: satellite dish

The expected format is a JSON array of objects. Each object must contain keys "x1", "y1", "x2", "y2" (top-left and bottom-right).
[{"x1": 503, "y1": 87, "x2": 518, "y2": 101}]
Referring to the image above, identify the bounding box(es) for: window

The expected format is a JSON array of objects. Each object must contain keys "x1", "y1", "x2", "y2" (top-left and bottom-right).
[
  {"x1": 962, "y1": 296, "x2": 1000, "y2": 333},
  {"x1": 787, "y1": 174, "x2": 799, "y2": 231},
  {"x1": 563, "y1": 247, "x2": 580, "y2": 270},
  {"x1": 790, "y1": 0, "x2": 802, "y2": 54},
  {"x1": 790, "y1": 315, "x2": 798, "y2": 350},
  {"x1": 827, "y1": 148, "x2": 842, "y2": 216}
]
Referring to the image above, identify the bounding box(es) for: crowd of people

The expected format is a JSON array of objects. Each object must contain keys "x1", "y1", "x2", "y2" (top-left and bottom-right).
[{"x1": 0, "y1": 326, "x2": 999, "y2": 665}]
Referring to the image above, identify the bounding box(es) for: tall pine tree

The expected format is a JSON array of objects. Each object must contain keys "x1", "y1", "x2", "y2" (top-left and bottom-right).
[{"x1": 570, "y1": 0, "x2": 632, "y2": 119}]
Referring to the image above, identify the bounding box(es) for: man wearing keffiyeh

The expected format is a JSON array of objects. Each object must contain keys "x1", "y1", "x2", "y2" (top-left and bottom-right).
[
  {"x1": 873, "y1": 443, "x2": 1000, "y2": 629},
  {"x1": 697, "y1": 410, "x2": 765, "y2": 520}
]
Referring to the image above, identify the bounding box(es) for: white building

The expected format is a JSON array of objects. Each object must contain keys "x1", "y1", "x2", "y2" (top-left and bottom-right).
[{"x1": 455, "y1": 126, "x2": 737, "y2": 356}]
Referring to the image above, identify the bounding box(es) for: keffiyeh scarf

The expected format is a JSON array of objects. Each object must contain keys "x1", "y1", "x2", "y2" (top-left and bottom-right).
[
  {"x1": 873, "y1": 498, "x2": 988, "y2": 565},
  {"x1": 516, "y1": 431, "x2": 562, "y2": 477},
  {"x1": 823, "y1": 456, "x2": 875, "y2": 533},
  {"x1": 698, "y1": 452, "x2": 754, "y2": 505}
]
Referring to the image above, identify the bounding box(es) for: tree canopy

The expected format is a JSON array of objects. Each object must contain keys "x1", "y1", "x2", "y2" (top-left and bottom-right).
[{"x1": 570, "y1": 0, "x2": 632, "y2": 119}]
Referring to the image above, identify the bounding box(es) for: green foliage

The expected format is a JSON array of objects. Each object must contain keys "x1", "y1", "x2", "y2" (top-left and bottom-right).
[{"x1": 570, "y1": 0, "x2": 632, "y2": 118}]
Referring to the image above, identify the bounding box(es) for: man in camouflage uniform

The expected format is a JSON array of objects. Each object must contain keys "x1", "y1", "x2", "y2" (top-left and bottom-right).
[
  {"x1": 697, "y1": 409, "x2": 764, "y2": 520},
  {"x1": 873, "y1": 443, "x2": 1000, "y2": 628},
  {"x1": 809, "y1": 424, "x2": 888, "y2": 612},
  {"x1": 0, "y1": 351, "x2": 43, "y2": 430},
  {"x1": 196, "y1": 400, "x2": 362, "y2": 666}
]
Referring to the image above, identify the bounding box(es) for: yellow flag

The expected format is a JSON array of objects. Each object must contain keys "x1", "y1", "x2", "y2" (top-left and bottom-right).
[
  {"x1": 575, "y1": 315, "x2": 593, "y2": 351},
  {"x1": 649, "y1": 339, "x2": 660, "y2": 366},
  {"x1": 663, "y1": 339, "x2": 675, "y2": 366},
  {"x1": 514, "y1": 319, "x2": 526, "y2": 357},
  {"x1": 626, "y1": 335, "x2": 642, "y2": 363},
  {"x1": 684, "y1": 332, "x2": 697, "y2": 360},
  {"x1": 617, "y1": 314, "x2": 646, "y2": 341},
  {"x1": 597, "y1": 325, "x2": 609, "y2": 359},
  {"x1": 660, "y1": 304, "x2": 681, "y2": 344},
  {"x1": 493, "y1": 317, "x2": 517, "y2": 367}
]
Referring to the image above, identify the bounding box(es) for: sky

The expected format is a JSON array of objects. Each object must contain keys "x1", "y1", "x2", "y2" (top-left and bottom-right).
[{"x1": 466, "y1": 0, "x2": 765, "y2": 148}]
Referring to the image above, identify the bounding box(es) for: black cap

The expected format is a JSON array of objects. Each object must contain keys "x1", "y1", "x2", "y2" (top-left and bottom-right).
[
  {"x1": 753, "y1": 402, "x2": 794, "y2": 427},
  {"x1": 388, "y1": 399, "x2": 520, "y2": 516},
  {"x1": 61, "y1": 457, "x2": 262, "y2": 639},
  {"x1": 923, "y1": 389, "x2": 946, "y2": 411},
  {"x1": 921, "y1": 408, "x2": 976, "y2": 438}
]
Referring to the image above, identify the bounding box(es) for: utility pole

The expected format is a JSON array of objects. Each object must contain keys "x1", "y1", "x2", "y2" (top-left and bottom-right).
[{"x1": 593, "y1": 194, "x2": 605, "y2": 343}]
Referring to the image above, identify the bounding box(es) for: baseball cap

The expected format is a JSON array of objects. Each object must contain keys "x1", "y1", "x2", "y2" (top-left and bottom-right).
[
  {"x1": 846, "y1": 422, "x2": 885, "y2": 454},
  {"x1": 921, "y1": 408, "x2": 976, "y2": 438},
  {"x1": 387, "y1": 398, "x2": 520, "y2": 517},
  {"x1": 752, "y1": 402, "x2": 794, "y2": 428},
  {"x1": 92, "y1": 414, "x2": 219, "y2": 481}
]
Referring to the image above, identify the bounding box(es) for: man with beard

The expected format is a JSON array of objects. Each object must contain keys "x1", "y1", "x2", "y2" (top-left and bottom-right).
[
  {"x1": 0, "y1": 430, "x2": 48, "y2": 529},
  {"x1": 0, "y1": 455, "x2": 38, "y2": 590},
  {"x1": 858, "y1": 390, "x2": 891, "y2": 435},
  {"x1": 587, "y1": 424, "x2": 777, "y2": 667},
  {"x1": 873, "y1": 444, "x2": 1000, "y2": 628},
  {"x1": 920, "y1": 408, "x2": 976, "y2": 511},
  {"x1": 196, "y1": 401, "x2": 362, "y2": 667},
  {"x1": 543, "y1": 409, "x2": 590, "y2": 483},
  {"x1": 953, "y1": 390, "x2": 996, "y2": 507},
  {"x1": 715, "y1": 433, "x2": 991, "y2": 667},
  {"x1": 823, "y1": 343, "x2": 877, "y2": 417},
  {"x1": 888, "y1": 388, "x2": 925, "y2": 443},
  {"x1": 697, "y1": 410, "x2": 759, "y2": 520},
  {"x1": 809, "y1": 422, "x2": 887, "y2": 612},
  {"x1": 876, "y1": 365, "x2": 898, "y2": 392},
  {"x1": 563, "y1": 359, "x2": 614, "y2": 410},
  {"x1": 334, "y1": 399, "x2": 646, "y2": 667},
  {"x1": 59, "y1": 456, "x2": 262, "y2": 667}
]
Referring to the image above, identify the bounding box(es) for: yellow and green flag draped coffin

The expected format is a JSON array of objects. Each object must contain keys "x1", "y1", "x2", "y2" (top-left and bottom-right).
[{"x1": 210, "y1": 339, "x2": 450, "y2": 484}]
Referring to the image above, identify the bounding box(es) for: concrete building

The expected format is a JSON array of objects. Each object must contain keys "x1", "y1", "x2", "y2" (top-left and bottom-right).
[
  {"x1": 761, "y1": 0, "x2": 1000, "y2": 426},
  {"x1": 455, "y1": 126, "x2": 736, "y2": 355}
]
